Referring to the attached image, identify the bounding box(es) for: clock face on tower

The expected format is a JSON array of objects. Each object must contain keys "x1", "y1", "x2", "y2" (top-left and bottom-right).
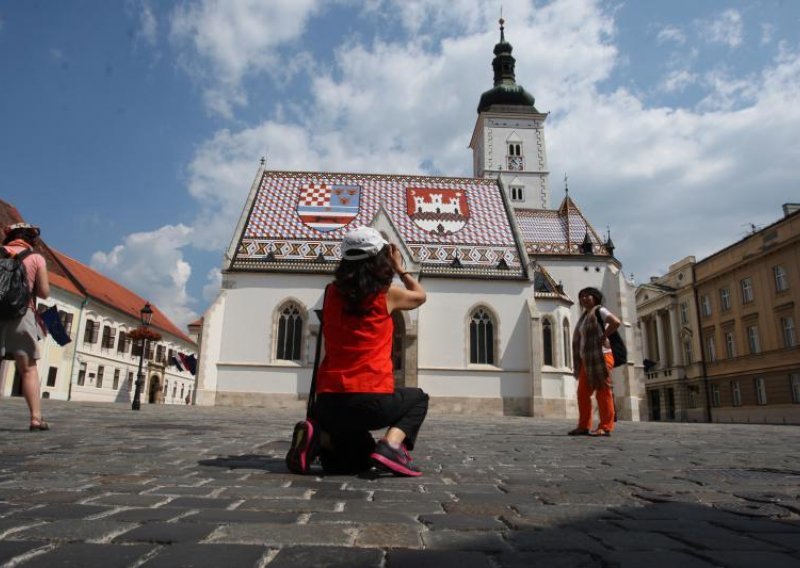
[{"x1": 507, "y1": 156, "x2": 523, "y2": 171}]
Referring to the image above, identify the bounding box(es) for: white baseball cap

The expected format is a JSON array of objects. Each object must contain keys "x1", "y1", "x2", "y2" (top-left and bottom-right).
[{"x1": 340, "y1": 227, "x2": 389, "y2": 261}]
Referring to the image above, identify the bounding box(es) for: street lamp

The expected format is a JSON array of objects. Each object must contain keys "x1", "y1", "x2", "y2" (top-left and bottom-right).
[{"x1": 132, "y1": 302, "x2": 154, "y2": 411}]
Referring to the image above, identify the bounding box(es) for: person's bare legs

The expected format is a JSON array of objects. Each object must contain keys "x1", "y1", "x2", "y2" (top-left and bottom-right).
[{"x1": 15, "y1": 353, "x2": 43, "y2": 426}]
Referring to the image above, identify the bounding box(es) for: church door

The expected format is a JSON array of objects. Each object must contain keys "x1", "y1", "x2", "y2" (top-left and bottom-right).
[{"x1": 392, "y1": 313, "x2": 405, "y2": 388}]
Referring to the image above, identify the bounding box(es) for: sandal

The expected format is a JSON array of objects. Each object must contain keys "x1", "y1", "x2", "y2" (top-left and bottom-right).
[
  {"x1": 29, "y1": 418, "x2": 50, "y2": 431},
  {"x1": 567, "y1": 428, "x2": 590, "y2": 436},
  {"x1": 589, "y1": 428, "x2": 611, "y2": 437}
]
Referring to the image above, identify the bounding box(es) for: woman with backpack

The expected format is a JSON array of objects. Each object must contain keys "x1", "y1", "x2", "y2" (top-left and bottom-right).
[
  {"x1": 0, "y1": 223, "x2": 50, "y2": 430},
  {"x1": 286, "y1": 227, "x2": 429, "y2": 477},
  {"x1": 569, "y1": 286, "x2": 620, "y2": 437}
]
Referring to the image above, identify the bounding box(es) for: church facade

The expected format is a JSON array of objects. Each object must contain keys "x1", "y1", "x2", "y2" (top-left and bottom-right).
[{"x1": 194, "y1": 24, "x2": 645, "y2": 420}]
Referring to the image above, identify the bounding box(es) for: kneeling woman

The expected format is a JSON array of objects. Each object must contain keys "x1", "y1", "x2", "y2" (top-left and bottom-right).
[{"x1": 314, "y1": 227, "x2": 428, "y2": 477}]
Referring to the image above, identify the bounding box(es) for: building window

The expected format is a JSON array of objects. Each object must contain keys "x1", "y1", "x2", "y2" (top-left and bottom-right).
[
  {"x1": 781, "y1": 317, "x2": 796, "y2": 348},
  {"x1": 172, "y1": 383, "x2": 177, "y2": 398},
  {"x1": 687, "y1": 386, "x2": 698, "y2": 409},
  {"x1": 132, "y1": 338, "x2": 143, "y2": 357},
  {"x1": 542, "y1": 319, "x2": 553, "y2": 366},
  {"x1": 563, "y1": 319, "x2": 571, "y2": 368},
  {"x1": 705, "y1": 333, "x2": 716, "y2": 362},
  {"x1": 96, "y1": 366, "x2": 105, "y2": 388},
  {"x1": 47, "y1": 366, "x2": 57, "y2": 387},
  {"x1": 127, "y1": 372, "x2": 134, "y2": 391},
  {"x1": 679, "y1": 302, "x2": 689, "y2": 325},
  {"x1": 77, "y1": 363, "x2": 87, "y2": 386},
  {"x1": 117, "y1": 331, "x2": 128, "y2": 354},
  {"x1": 156, "y1": 344, "x2": 165, "y2": 363},
  {"x1": 790, "y1": 373, "x2": 800, "y2": 404},
  {"x1": 58, "y1": 310, "x2": 73, "y2": 336},
  {"x1": 724, "y1": 331, "x2": 736, "y2": 359},
  {"x1": 101, "y1": 326, "x2": 116, "y2": 350},
  {"x1": 711, "y1": 384, "x2": 720, "y2": 407},
  {"x1": 754, "y1": 377, "x2": 767, "y2": 405},
  {"x1": 719, "y1": 287, "x2": 731, "y2": 311},
  {"x1": 83, "y1": 320, "x2": 98, "y2": 345},
  {"x1": 506, "y1": 143, "x2": 523, "y2": 170},
  {"x1": 700, "y1": 295, "x2": 711, "y2": 317},
  {"x1": 682, "y1": 341, "x2": 692, "y2": 365},
  {"x1": 469, "y1": 308, "x2": 495, "y2": 365},
  {"x1": 113, "y1": 369, "x2": 120, "y2": 390},
  {"x1": 276, "y1": 302, "x2": 304, "y2": 361},
  {"x1": 774, "y1": 265, "x2": 789, "y2": 292},
  {"x1": 731, "y1": 381, "x2": 742, "y2": 407},
  {"x1": 747, "y1": 325, "x2": 761, "y2": 354},
  {"x1": 510, "y1": 186, "x2": 524, "y2": 201},
  {"x1": 741, "y1": 277, "x2": 754, "y2": 303}
]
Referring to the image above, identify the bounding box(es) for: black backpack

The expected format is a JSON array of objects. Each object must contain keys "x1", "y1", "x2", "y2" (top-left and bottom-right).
[
  {"x1": 0, "y1": 247, "x2": 34, "y2": 320},
  {"x1": 596, "y1": 307, "x2": 627, "y2": 368}
]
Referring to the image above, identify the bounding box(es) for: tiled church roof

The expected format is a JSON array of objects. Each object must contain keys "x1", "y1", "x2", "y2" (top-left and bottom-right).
[
  {"x1": 516, "y1": 196, "x2": 611, "y2": 257},
  {"x1": 231, "y1": 170, "x2": 527, "y2": 279}
]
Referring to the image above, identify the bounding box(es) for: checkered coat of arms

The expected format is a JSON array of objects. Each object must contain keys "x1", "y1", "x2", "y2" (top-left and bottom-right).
[{"x1": 297, "y1": 183, "x2": 361, "y2": 232}]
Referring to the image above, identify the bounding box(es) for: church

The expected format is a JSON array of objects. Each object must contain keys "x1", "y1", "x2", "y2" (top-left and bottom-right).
[{"x1": 194, "y1": 22, "x2": 644, "y2": 420}]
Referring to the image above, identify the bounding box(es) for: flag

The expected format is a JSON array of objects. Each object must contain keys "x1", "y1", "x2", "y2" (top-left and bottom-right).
[
  {"x1": 40, "y1": 305, "x2": 71, "y2": 346},
  {"x1": 170, "y1": 356, "x2": 184, "y2": 371},
  {"x1": 185, "y1": 354, "x2": 197, "y2": 375}
]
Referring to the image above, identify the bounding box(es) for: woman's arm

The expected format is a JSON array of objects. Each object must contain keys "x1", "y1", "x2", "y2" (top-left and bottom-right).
[
  {"x1": 386, "y1": 244, "x2": 426, "y2": 312},
  {"x1": 601, "y1": 309, "x2": 620, "y2": 338},
  {"x1": 34, "y1": 257, "x2": 50, "y2": 299}
]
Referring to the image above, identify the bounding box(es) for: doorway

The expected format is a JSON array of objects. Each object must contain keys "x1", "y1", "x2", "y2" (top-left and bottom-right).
[
  {"x1": 649, "y1": 389, "x2": 661, "y2": 421},
  {"x1": 148, "y1": 375, "x2": 161, "y2": 404}
]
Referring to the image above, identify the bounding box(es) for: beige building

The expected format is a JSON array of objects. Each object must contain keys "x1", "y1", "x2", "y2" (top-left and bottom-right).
[
  {"x1": 635, "y1": 256, "x2": 706, "y2": 422},
  {"x1": 638, "y1": 204, "x2": 800, "y2": 425}
]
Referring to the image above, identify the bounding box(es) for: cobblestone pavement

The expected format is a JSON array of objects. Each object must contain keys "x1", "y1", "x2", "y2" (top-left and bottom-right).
[{"x1": 0, "y1": 399, "x2": 799, "y2": 567}]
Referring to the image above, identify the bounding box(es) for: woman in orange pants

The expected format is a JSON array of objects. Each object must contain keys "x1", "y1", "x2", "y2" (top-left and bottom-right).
[{"x1": 569, "y1": 287, "x2": 620, "y2": 437}]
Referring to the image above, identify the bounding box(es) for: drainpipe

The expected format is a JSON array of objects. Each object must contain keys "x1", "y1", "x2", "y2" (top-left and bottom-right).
[
  {"x1": 691, "y1": 265, "x2": 712, "y2": 423},
  {"x1": 67, "y1": 298, "x2": 89, "y2": 401}
]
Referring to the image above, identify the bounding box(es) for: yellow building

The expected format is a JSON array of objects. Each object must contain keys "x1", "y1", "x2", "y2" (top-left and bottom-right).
[{"x1": 638, "y1": 204, "x2": 799, "y2": 425}]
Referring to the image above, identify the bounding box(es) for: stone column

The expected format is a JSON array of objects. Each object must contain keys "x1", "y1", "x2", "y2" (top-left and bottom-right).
[
  {"x1": 668, "y1": 307, "x2": 680, "y2": 368},
  {"x1": 656, "y1": 311, "x2": 668, "y2": 371}
]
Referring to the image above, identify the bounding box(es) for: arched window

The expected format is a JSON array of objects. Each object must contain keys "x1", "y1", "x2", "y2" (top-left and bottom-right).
[
  {"x1": 542, "y1": 319, "x2": 553, "y2": 366},
  {"x1": 276, "y1": 302, "x2": 304, "y2": 361},
  {"x1": 563, "y1": 318, "x2": 572, "y2": 368},
  {"x1": 469, "y1": 308, "x2": 495, "y2": 365}
]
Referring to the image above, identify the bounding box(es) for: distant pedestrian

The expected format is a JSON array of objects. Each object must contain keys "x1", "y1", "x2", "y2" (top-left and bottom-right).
[
  {"x1": 0, "y1": 223, "x2": 50, "y2": 430},
  {"x1": 286, "y1": 227, "x2": 429, "y2": 476},
  {"x1": 568, "y1": 287, "x2": 621, "y2": 437}
]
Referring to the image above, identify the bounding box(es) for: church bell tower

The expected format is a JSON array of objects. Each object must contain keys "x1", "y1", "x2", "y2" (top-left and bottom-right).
[{"x1": 469, "y1": 19, "x2": 551, "y2": 209}]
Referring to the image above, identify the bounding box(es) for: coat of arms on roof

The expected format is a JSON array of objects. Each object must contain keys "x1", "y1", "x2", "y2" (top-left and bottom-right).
[
  {"x1": 296, "y1": 183, "x2": 361, "y2": 232},
  {"x1": 406, "y1": 187, "x2": 470, "y2": 235}
]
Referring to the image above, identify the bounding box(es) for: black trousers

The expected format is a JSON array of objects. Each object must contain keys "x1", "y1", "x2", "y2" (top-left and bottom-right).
[{"x1": 312, "y1": 387, "x2": 429, "y2": 451}]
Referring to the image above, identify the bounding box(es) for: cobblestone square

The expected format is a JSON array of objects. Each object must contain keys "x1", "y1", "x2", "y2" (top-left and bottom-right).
[{"x1": 0, "y1": 400, "x2": 798, "y2": 567}]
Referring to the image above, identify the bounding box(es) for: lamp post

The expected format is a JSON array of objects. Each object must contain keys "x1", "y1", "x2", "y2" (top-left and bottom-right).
[{"x1": 132, "y1": 302, "x2": 154, "y2": 411}]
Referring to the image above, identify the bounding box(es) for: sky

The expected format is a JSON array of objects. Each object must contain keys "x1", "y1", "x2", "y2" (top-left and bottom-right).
[{"x1": 1, "y1": 0, "x2": 799, "y2": 329}]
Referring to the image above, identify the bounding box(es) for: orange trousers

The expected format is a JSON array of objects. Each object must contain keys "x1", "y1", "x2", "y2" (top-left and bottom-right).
[{"x1": 577, "y1": 351, "x2": 616, "y2": 432}]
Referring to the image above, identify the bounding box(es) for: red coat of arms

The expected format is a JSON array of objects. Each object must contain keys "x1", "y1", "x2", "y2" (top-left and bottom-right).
[{"x1": 406, "y1": 187, "x2": 470, "y2": 235}]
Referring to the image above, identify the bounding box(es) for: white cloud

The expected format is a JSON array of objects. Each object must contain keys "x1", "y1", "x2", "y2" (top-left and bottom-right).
[
  {"x1": 656, "y1": 25, "x2": 686, "y2": 45},
  {"x1": 660, "y1": 69, "x2": 698, "y2": 94},
  {"x1": 109, "y1": 0, "x2": 800, "y2": 316},
  {"x1": 169, "y1": 0, "x2": 320, "y2": 117},
  {"x1": 761, "y1": 23, "x2": 775, "y2": 46},
  {"x1": 700, "y1": 9, "x2": 743, "y2": 48},
  {"x1": 91, "y1": 224, "x2": 198, "y2": 329},
  {"x1": 126, "y1": 0, "x2": 158, "y2": 47},
  {"x1": 202, "y1": 267, "x2": 222, "y2": 302}
]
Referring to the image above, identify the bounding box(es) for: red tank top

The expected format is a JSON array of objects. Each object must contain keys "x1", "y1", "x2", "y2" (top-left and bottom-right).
[{"x1": 316, "y1": 285, "x2": 394, "y2": 394}]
